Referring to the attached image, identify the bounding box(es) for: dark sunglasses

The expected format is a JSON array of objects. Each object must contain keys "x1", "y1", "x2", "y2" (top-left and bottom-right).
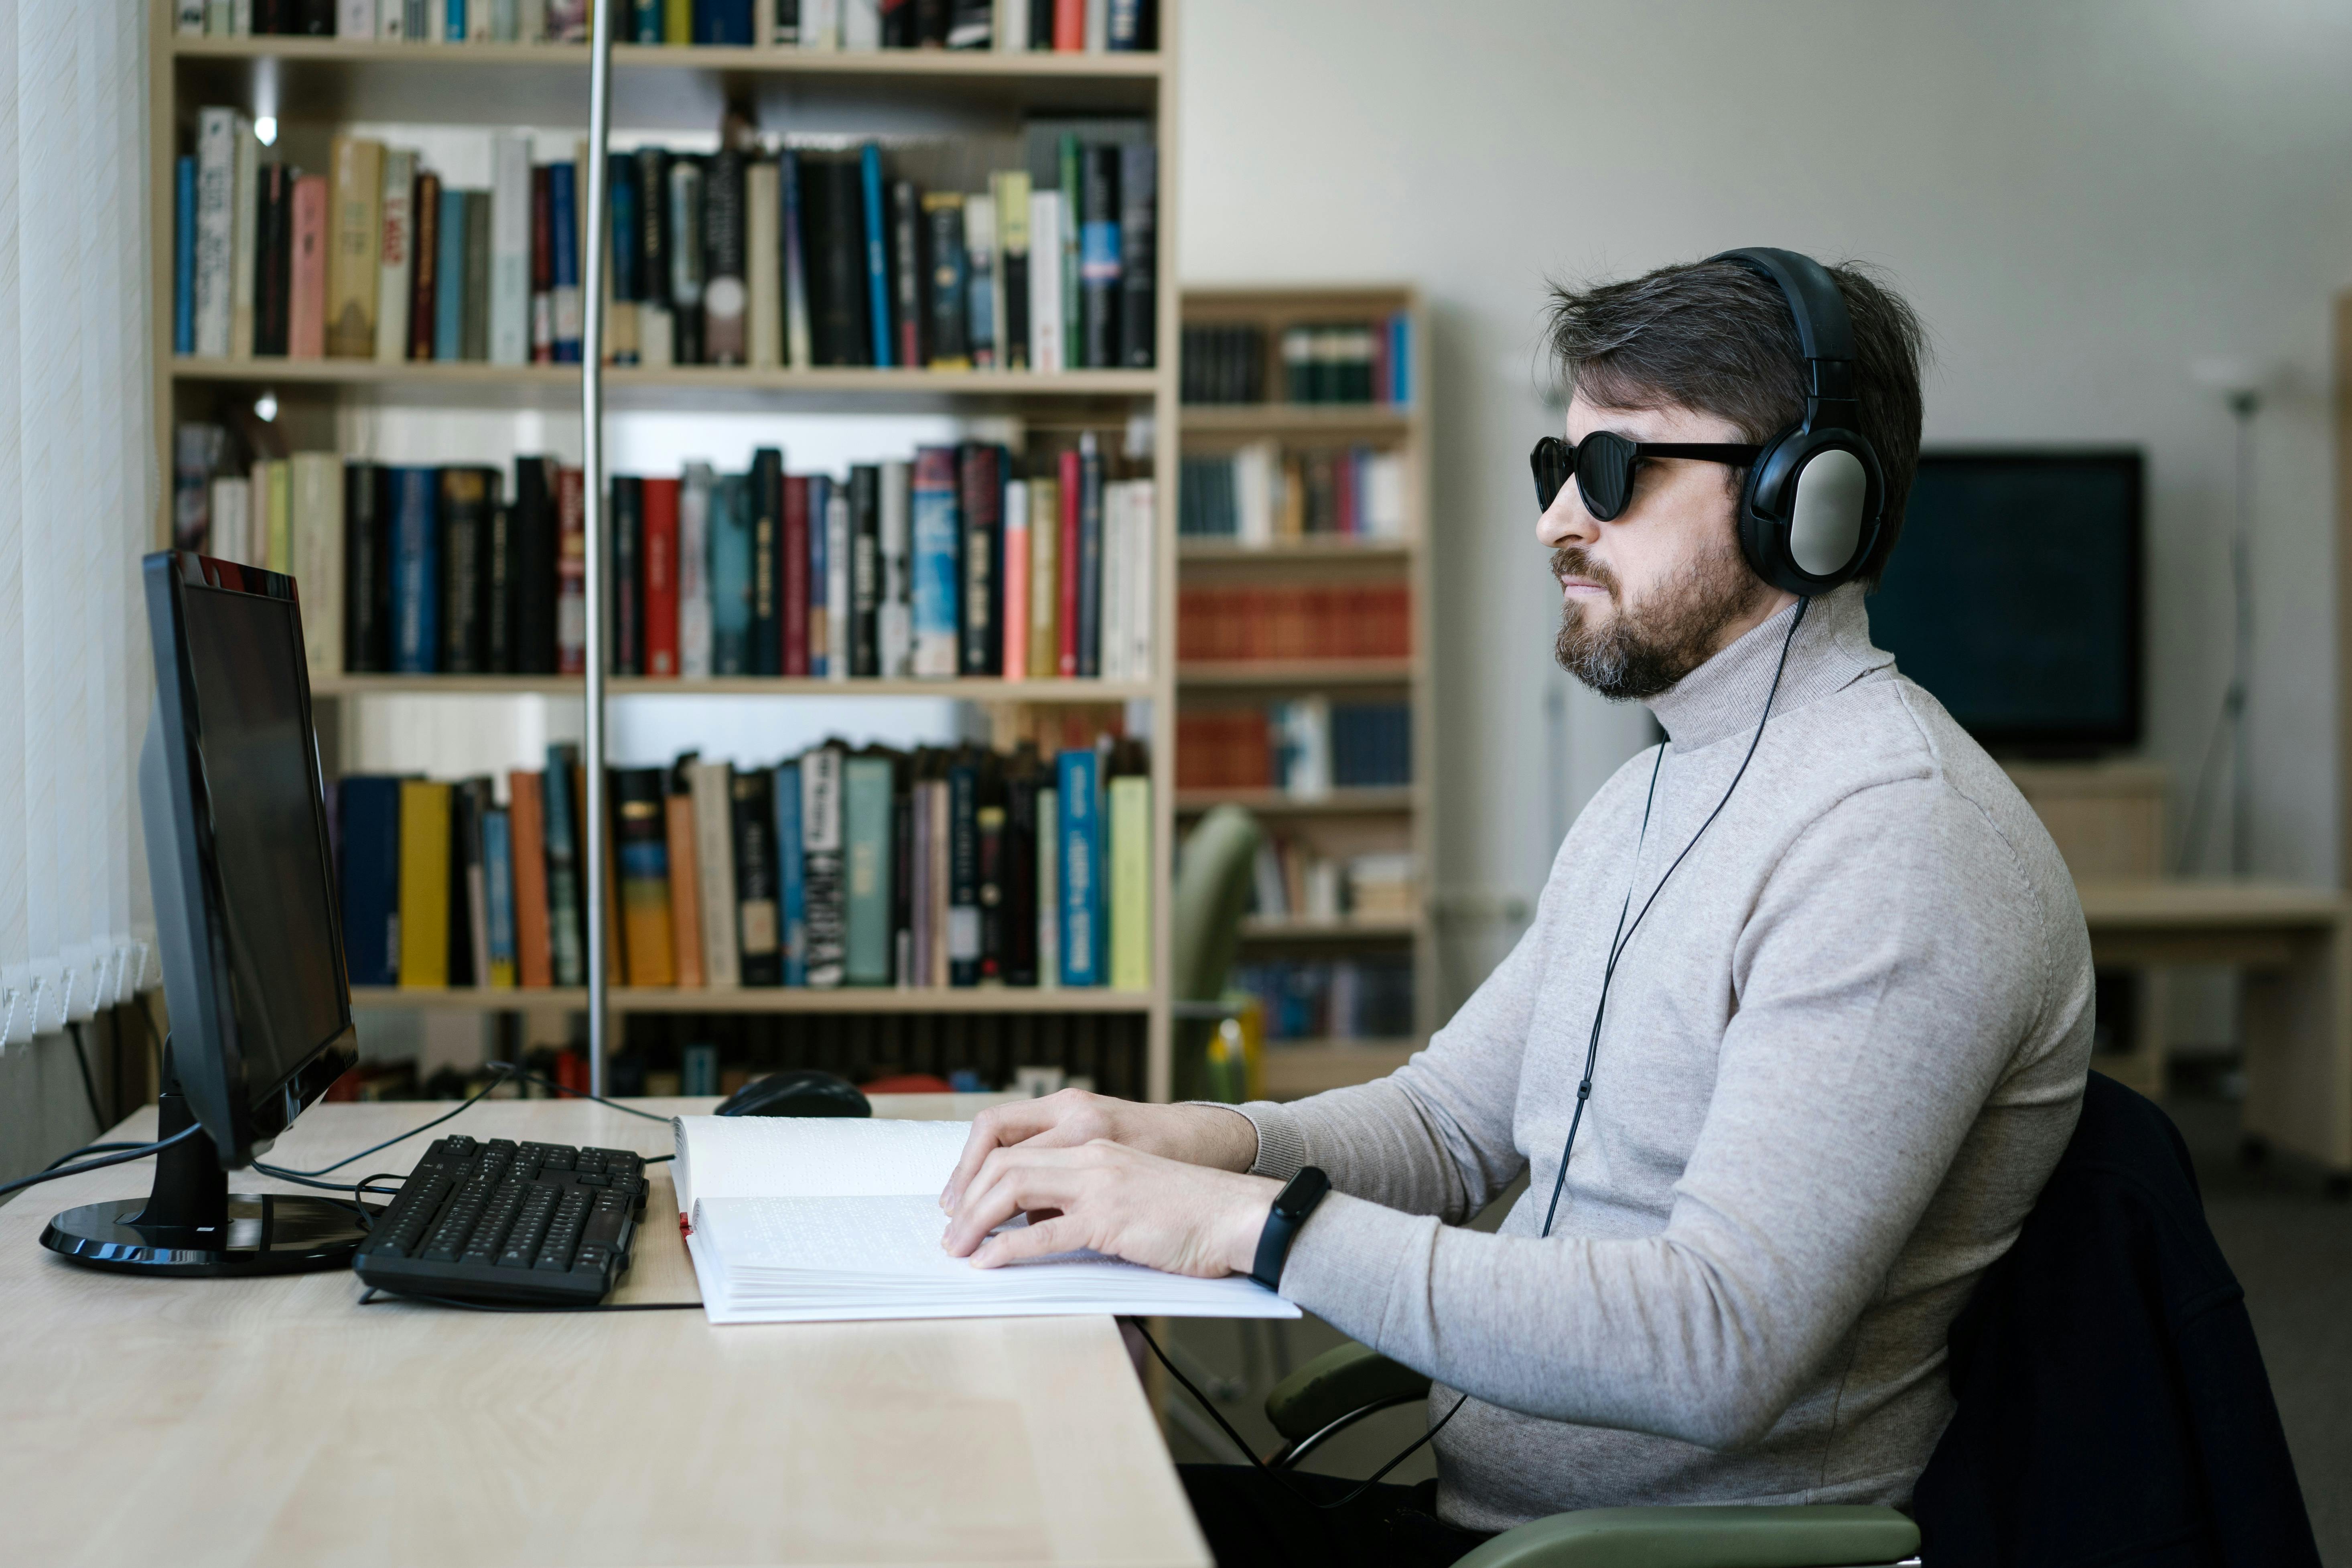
[{"x1": 1530, "y1": 432, "x2": 1763, "y2": 521}]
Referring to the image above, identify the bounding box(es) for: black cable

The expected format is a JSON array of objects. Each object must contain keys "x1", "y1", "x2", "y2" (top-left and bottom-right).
[
  {"x1": 66, "y1": 1021, "x2": 108, "y2": 1134},
  {"x1": 251, "y1": 1161, "x2": 402, "y2": 1199},
  {"x1": 1134, "y1": 1321, "x2": 1467, "y2": 1511},
  {"x1": 357, "y1": 1285, "x2": 698, "y2": 1314},
  {"x1": 484, "y1": 1060, "x2": 672, "y2": 1123},
  {"x1": 260, "y1": 1065, "x2": 518, "y2": 1177},
  {"x1": 1539, "y1": 596, "x2": 1809, "y2": 1240},
  {"x1": 43, "y1": 1141, "x2": 144, "y2": 1171},
  {"x1": 0, "y1": 1123, "x2": 205, "y2": 1200}
]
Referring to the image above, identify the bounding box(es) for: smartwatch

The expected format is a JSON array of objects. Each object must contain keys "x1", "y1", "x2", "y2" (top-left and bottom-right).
[{"x1": 1250, "y1": 1166, "x2": 1331, "y2": 1292}]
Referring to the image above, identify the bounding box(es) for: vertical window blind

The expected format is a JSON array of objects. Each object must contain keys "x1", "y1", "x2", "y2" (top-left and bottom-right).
[{"x1": 0, "y1": 3, "x2": 155, "y2": 1046}]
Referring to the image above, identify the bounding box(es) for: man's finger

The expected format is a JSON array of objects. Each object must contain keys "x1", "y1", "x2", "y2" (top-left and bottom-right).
[
  {"x1": 941, "y1": 1157, "x2": 1087, "y2": 1256},
  {"x1": 940, "y1": 1100, "x2": 1065, "y2": 1209},
  {"x1": 971, "y1": 1213, "x2": 1089, "y2": 1269}
]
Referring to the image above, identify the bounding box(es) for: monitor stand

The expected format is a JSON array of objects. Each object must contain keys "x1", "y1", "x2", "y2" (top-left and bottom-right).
[{"x1": 39, "y1": 1061, "x2": 376, "y2": 1277}]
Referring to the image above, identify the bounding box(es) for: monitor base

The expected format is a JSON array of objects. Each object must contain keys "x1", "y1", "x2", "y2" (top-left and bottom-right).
[{"x1": 39, "y1": 1194, "x2": 373, "y2": 1276}]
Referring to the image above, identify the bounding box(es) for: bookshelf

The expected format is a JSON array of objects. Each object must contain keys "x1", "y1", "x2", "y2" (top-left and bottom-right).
[
  {"x1": 151, "y1": 4, "x2": 1185, "y2": 1101},
  {"x1": 1175, "y1": 286, "x2": 1435, "y2": 1087}
]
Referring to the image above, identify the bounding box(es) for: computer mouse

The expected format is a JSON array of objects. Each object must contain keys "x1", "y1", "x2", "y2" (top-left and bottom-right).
[{"x1": 714, "y1": 1069, "x2": 872, "y2": 1118}]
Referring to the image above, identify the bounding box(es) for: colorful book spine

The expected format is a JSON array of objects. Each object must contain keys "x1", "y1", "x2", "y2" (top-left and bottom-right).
[
  {"x1": 434, "y1": 184, "x2": 467, "y2": 361},
  {"x1": 556, "y1": 465, "x2": 586, "y2": 673},
  {"x1": 614, "y1": 767, "x2": 676, "y2": 987},
  {"x1": 1035, "y1": 783, "x2": 1058, "y2": 988},
  {"x1": 780, "y1": 148, "x2": 812, "y2": 369},
  {"x1": 193, "y1": 110, "x2": 237, "y2": 357},
  {"x1": 549, "y1": 159, "x2": 582, "y2": 362},
  {"x1": 732, "y1": 767, "x2": 783, "y2": 986},
  {"x1": 542, "y1": 744, "x2": 586, "y2": 987},
  {"x1": 482, "y1": 805, "x2": 518, "y2": 988},
  {"x1": 174, "y1": 155, "x2": 197, "y2": 355},
  {"x1": 910, "y1": 446, "x2": 960, "y2": 677},
  {"x1": 397, "y1": 779, "x2": 453, "y2": 989},
  {"x1": 1001, "y1": 480, "x2": 1029, "y2": 680},
  {"x1": 690, "y1": 759, "x2": 741, "y2": 988},
  {"x1": 947, "y1": 757, "x2": 979, "y2": 987},
  {"x1": 643, "y1": 476, "x2": 680, "y2": 676},
  {"x1": 710, "y1": 472, "x2": 753, "y2": 674},
  {"x1": 749, "y1": 447, "x2": 783, "y2": 675},
  {"x1": 801, "y1": 746, "x2": 846, "y2": 987},
  {"x1": 678, "y1": 462, "x2": 714, "y2": 677},
  {"x1": 338, "y1": 775, "x2": 403, "y2": 986},
  {"x1": 858, "y1": 142, "x2": 892, "y2": 367},
  {"x1": 782, "y1": 474, "x2": 811, "y2": 676},
  {"x1": 666, "y1": 772, "x2": 704, "y2": 987},
  {"x1": 879, "y1": 458, "x2": 913, "y2": 677},
  {"x1": 773, "y1": 761, "x2": 806, "y2": 986},
  {"x1": 489, "y1": 132, "x2": 533, "y2": 364},
  {"x1": 1056, "y1": 748, "x2": 1099, "y2": 986},
  {"x1": 844, "y1": 754, "x2": 894, "y2": 985},
  {"x1": 289, "y1": 173, "x2": 329, "y2": 359},
  {"x1": 389, "y1": 466, "x2": 439, "y2": 673},
  {"x1": 1108, "y1": 766, "x2": 1149, "y2": 989},
  {"x1": 508, "y1": 769, "x2": 553, "y2": 988},
  {"x1": 826, "y1": 483, "x2": 851, "y2": 680},
  {"x1": 325, "y1": 134, "x2": 383, "y2": 358},
  {"x1": 958, "y1": 443, "x2": 1002, "y2": 676},
  {"x1": 375, "y1": 149, "x2": 415, "y2": 362}
]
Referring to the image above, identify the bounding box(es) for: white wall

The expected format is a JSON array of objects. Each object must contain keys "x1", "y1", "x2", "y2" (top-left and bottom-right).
[{"x1": 1178, "y1": 0, "x2": 2352, "y2": 1011}]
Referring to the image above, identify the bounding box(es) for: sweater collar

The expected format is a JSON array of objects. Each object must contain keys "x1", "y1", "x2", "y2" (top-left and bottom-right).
[{"x1": 1644, "y1": 583, "x2": 1890, "y2": 751}]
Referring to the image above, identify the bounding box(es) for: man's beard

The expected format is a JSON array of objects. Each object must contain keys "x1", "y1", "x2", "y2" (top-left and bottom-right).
[{"x1": 1552, "y1": 537, "x2": 1768, "y2": 702}]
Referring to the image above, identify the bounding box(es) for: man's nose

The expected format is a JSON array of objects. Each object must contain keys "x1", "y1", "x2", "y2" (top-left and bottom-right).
[{"x1": 1537, "y1": 483, "x2": 1595, "y2": 550}]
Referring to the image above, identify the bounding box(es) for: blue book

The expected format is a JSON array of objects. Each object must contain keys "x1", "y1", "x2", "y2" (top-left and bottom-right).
[
  {"x1": 806, "y1": 473, "x2": 830, "y2": 676},
  {"x1": 631, "y1": 0, "x2": 662, "y2": 41},
  {"x1": 549, "y1": 162, "x2": 581, "y2": 363},
  {"x1": 608, "y1": 154, "x2": 639, "y2": 308},
  {"x1": 337, "y1": 776, "x2": 404, "y2": 986},
  {"x1": 445, "y1": 0, "x2": 466, "y2": 41},
  {"x1": 709, "y1": 473, "x2": 754, "y2": 673},
  {"x1": 388, "y1": 466, "x2": 440, "y2": 673},
  {"x1": 1056, "y1": 748, "x2": 1102, "y2": 987},
  {"x1": 773, "y1": 761, "x2": 806, "y2": 986},
  {"x1": 696, "y1": 0, "x2": 753, "y2": 42},
  {"x1": 173, "y1": 156, "x2": 195, "y2": 356},
  {"x1": 1389, "y1": 312, "x2": 1410, "y2": 405},
  {"x1": 859, "y1": 143, "x2": 892, "y2": 367},
  {"x1": 542, "y1": 742, "x2": 585, "y2": 988},
  {"x1": 434, "y1": 187, "x2": 467, "y2": 361},
  {"x1": 909, "y1": 447, "x2": 959, "y2": 676},
  {"x1": 482, "y1": 805, "x2": 518, "y2": 986}
]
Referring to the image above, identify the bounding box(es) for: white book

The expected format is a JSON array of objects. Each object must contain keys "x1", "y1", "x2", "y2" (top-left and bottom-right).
[
  {"x1": 290, "y1": 453, "x2": 344, "y2": 679},
  {"x1": 231, "y1": 0, "x2": 251, "y2": 36},
  {"x1": 745, "y1": 161, "x2": 781, "y2": 369},
  {"x1": 878, "y1": 458, "x2": 912, "y2": 676},
  {"x1": 800, "y1": 0, "x2": 841, "y2": 47},
  {"x1": 374, "y1": 149, "x2": 415, "y2": 362},
  {"x1": 193, "y1": 108, "x2": 237, "y2": 357},
  {"x1": 208, "y1": 477, "x2": 250, "y2": 565},
  {"x1": 639, "y1": 305, "x2": 676, "y2": 368},
  {"x1": 1099, "y1": 481, "x2": 1125, "y2": 680},
  {"x1": 1236, "y1": 440, "x2": 1276, "y2": 546},
  {"x1": 997, "y1": 0, "x2": 1027, "y2": 51},
  {"x1": 1133, "y1": 477, "x2": 1156, "y2": 678},
  {"x1": 468, "y1": 0, "x2": 493, "y2": 40},
  {"x1": 826, "y1": 487, "x2": 851, "y2": 681},
  {"x1": 672, "y1": 1116, "x2": 1297, "y2": 1325},
  {"x1": 841, "y1": 0, "x2": 880, "y2": 50},
  {"x1": 690, "y1": 759, "x2": 741, "y2": 989},
  {"x1": 1364, "y1": 451, "x2": 1405, "y2": 540},
  {"x1": 338, "y1": 0, "x2": 376, "y2": 36},
  {"x1": 1085, "y1": 0, "x2": 1106, "y2": 51},
  {"x1": 489, "y1": 133, "x2": 532, "y2": 364},
  {"x1": 1035, "y1": 787, "x2": 1058, "y2": 987},
  {"x1": 177, "y1": 1, "x2": 206, "y2": 34},
  {"x1": 1028, "y1": 191, "x2": 1065, "y2": 374},
  {"x1": 229, "y1": 116, "x2": 258, "y2": 359},
  {"x1": 678, "y1": 461, "x2": 714, "y2": 676},
  {"x1": 379, "y1": 0, "x2": 404, "y2": 37}
]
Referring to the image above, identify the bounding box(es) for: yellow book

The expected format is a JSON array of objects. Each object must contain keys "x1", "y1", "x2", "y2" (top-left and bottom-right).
[
  {"x1": 1027, "y1": 475, "x2": 1059, "y2": 680},
  {"x1": 1108, "y1": 772, "x2": 1151, "y2": 990},
  {"x1": 325, "y1": 136, "x2": 383, "y2": 359},
  {"x1": 666, "y1": 0, "x2": 692, "y2": 43},
  {"x1": 289, "y1": 452, "x2": 343, "y2": 679},
  {"x1": 250, "y1": 459, "x2": 292, "y2": 573},
  {"x1": 398, "y1": 780, "x2": 453, "y2": 990}
]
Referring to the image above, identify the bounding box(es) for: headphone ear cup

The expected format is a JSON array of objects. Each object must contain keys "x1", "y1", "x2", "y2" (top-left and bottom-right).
[{"x1": 1739, "y1": 431, "x2": 1883, "y2": 595}]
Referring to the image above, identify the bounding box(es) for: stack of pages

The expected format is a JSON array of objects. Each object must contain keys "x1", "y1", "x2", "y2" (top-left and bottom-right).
[{"x1": 675, "y1": 1115, "x2": 1302, "y2": 1325}]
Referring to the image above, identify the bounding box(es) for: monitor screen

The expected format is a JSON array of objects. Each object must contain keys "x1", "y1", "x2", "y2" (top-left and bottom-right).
[
  {"x1": 180, "y1": 580, "x2": 347, "y2": 1102},
  {"x1": 1865, "y1": 450, "x2": 2143, "y2": 750}
]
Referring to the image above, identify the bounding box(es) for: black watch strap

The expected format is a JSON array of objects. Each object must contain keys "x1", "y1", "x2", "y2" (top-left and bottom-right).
[{"x1": 1251, "y1": 1166, "x2": 1331, "y2": 1292}]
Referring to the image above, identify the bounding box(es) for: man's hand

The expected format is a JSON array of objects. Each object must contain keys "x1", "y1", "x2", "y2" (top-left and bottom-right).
[
  {"x1": 941, "y1": 1138, "x2": 1282, "y2": 1278},
  {"x1": 938, "y1": 1089, "x2": 1258, "y2": 1212}
]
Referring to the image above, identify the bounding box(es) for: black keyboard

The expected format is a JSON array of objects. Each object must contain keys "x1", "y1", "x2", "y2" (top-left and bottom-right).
[{"x1": 354, "y1": 1136, "x2": 650, "y2": 1306}]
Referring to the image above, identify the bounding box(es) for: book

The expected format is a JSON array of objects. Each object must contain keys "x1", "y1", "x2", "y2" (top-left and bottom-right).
[
  {"x1": 922, "y1": 191, "x2": 970, "y2": 368},
  {"x1": 643, "y1": 476, "x2": 680, "y2": 676},
  {"x1": 1027, "y1": 473, "x2": 1058, "y2": 679},
  {"x1": 859, "y1": 143, "x2": 892, "y2": 366},
  {"x1": 549, "y1": 160, "x2": 582, "y2": 362},
  {"x1": 374, "y1": 150, "x2": 415, "y2": 362},
  {"x1": 1116, "y1": 142, "x2": 1155, "y2": 367},
  {"x1": 910, "y1": 446, "x2": 959, "y2": 677},
  {"x1": 343, "y1": 460, "x2": 389, "y2": 671},
  {"x1": 288, "y1": 172, "x2": 329, "y2": 358},
  {"x1": 890, "y1": 179, "x2": 924, "y2": 369},
  {"x1": 325, "y1": 134, "x2": 382, "y2": 357},
  {"x1": 490, "y1": 132, "x2": 532, "y2": 363},
  {"x1": 803, "y1": 155, "x2": 868, "y2": 367},
  {"x1": 482, "y1": 804, "x2": 518, "y2": 988},
  {"x1": 1077, "y1": 144, "x2": 1120, "y2": 369},
  {"x1": 1107, "y1": 753, "x2": 1149, "y2": 989},
  {"x1": 439, "y1": 466, "x2": 491, "y2": 672},
  {"x1": 668, "y1": 156, "x2": 705, "y2": 363},
  {"x1": 397, "y1": 779, "x2": 453, "y2": 989},
  {"x1": 825, "y1": 483, "x2": 852, "y2": 680},
  {"x1": 509, "y1": 768, "x2": 553, "y2": 987},
  {"x1": 946, "y1": 753, "x2": 979, "y2": 986},
  {"x1": 800, "y1": 745, "x2": 846, "y2": 987},
  {"x1": 781, "y1": 474, "x2": 811, "y2": 676},
  {"x1": 388, "y1": 466, "x2": 439, "y2": 673},
  {"x1": 710, "y1": 471, "x2": 754, "y2": 674},
  {"x1": 746, "y1": 158, "x2": 781, "y2": 367},
  {"x1": 992, "y1": 170, "x2": 1030, "y2": 369},
  {"x1": 606, "y1": 151, "x2": 641, "y2": 367},
  {"x1": 530, "y1": 164, "x2": 553, "y2": 361},
  {"x1": 976, "y1": 775, "x2": 1005, "y2": 982},
  {"x1": 511, "y1": 456, "x2": 557, "y2": 673},
  {"x1": 408, "y1": 169, "x2": 440, "y2": 361},
  {"x1": 1035, "y1": 782, "x2": 1058, "y2": 986},
  {"x1": 338, "y1": 775, "x2": 403, "y2": 986},
  {"x1": 804, "y1": 474, "x2": 830, "y2": 676},
  {"x1": 542, "y1": 744, "x2": 587, "y2": 987},
  {"x1": 672, "y1": 1117, "x2": 1295, "y2": 1324},
  {"x1": 194, "y1": 110, "x2": 238, "y2": 357},
  {"x1": 1000, "y1": 479, "x2": 1028, "y2": 680},
  {"x1": 749, "y1": 448, "x2": 783, "y2": 675},
  {"x1": 609, "y1": 475, "x2": 644, "y2": 674},
  {"x1": 678, "y1": 461, "x2": 715, "y2": 676},
  {"x1": 1076, "y1": 431, "x2": 1104, "y2": 676},
  {"x1": 848, "y1": 464, "x2": 882, "y2": 678},
  {"x1": 1003, "y1": 748, "x2": 1041, "y2": 985},
  {"x1": 958, "y1": 442, "x2": 1002, "y2": 676},
  {"x1": 1056, "y1": 746, "x2": 1099, "y2": 985},
  {"x1": 174, "y1": 156, "x2": 195, "y2": 355},
  {"x1": 1027, "y1": 189, "x2": 1063, "y2": 372},
  {"x1": 556, "y1": 464, "x2": 587, "y2": 672},
  {"x1": 965, "y1": 190, "x2": 996, "y2": 369},
  {"x1": 462, "y1": 189, "x2": 492, "y2": 359},
  {"x1": 433, "y1": 183, "x2": 466, "y2": 360},
  {"x1": 773, "y1": 761, "x2": 805, "y2": 986},
  {"x1": 259, "y1": 458, "x2": 291, "y2": 571},
  {"x1": 1056, "y1": 448, "x2": 1080, "y2": 675},
  {"x1": 732, "y1": 767, "x2": 783, "y2": 986},
  {"x1": 665, "y1": 765, "x2": 705, "y2": 987},
  {"x1": 879, "y1": 458, "x2": 913, "y2": 676},
  {"x1": 290, "y1": 452, "x2": 344, "y2": 679},
  {"x1": 256, "y1": 161, "x2": 294, "y2": 355},
  {"x1": 615, "y1": 767, "x2": 676, "y2": 988},
  {"x1": 779, "y1": 148, "x2": 813, "y2": 367},
  {"x1": 451, "y1": 777, "x2": 489, "y2": 988},
  {"x1": 690, "y1": 758, "x2": 741, "y2": 988},
  {"x1": 703, "y1": 144, "x2": 749, "y2": 364},
  {"x1": 844, "y1": 751, "x2": 894, "y2": 985}
]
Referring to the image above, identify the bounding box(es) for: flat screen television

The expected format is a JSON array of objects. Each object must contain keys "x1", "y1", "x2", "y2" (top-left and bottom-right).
[{"x1": 1865, "y1": 449, "x2": 2143, "y2": 753}]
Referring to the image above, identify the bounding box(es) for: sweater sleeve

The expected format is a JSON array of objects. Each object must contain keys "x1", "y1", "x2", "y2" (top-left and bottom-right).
[{"x1": 1270, "y1": 780, "x2": 2076, "y2": 1451}]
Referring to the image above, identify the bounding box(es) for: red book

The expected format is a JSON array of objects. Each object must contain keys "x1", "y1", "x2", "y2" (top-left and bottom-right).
[
  {"x1": 781, "y1": 475, "x2": 810, "y2": 676},
  {"x1": 408, "y1": 170, "x2": 439, "y2": 362},
  {"x1": 1053, "y1": 0, "x2": 1084, "y2": 50},
  {"x1": 642, "y1": 477, "x2": 681, "y2": 677},
  {"x1": 288, "y1": 173, "x2": 329, "y2": 359},
  {"x1": 555, "y1": 465, "x2": 586, "y2": 673},
  {"x1": 1057, "y1": 448, "x2": 1082, "y2": 677},
  {"x1": 530, "y1": 165, "x2": 554, "y2": 365}
]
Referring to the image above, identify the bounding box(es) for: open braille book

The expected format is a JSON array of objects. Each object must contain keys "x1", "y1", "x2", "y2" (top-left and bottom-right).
[{"x1": 673, "y1": 1116, "x2": 1300, "y2": 1325}]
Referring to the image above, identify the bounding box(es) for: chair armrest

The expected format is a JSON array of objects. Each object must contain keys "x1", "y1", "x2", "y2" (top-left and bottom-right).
[
  {"x1": 1264, "y1": 1341, "x2": 1432, "y2": 1444},
  {"x1": 1450, "y1": 1504, "x2": 1920, "y2": 1568}
]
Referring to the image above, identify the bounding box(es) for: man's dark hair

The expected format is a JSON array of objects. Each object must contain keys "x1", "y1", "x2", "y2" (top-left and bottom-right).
[{"x1": 1546, "y1": 257, "x2": 1927, "y2": 586}]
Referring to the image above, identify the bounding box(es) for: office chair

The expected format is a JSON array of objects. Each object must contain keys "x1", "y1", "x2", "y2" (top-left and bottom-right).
[
  {"x1": 1262, "y1": 1342, "x2": 1920, "y2": 1568},
  {"x1": 1169, "y1": 806, "x2": 1263, "y2": 1103}
]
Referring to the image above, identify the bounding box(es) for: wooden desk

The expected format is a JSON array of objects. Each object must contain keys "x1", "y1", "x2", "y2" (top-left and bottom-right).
[
  {"x1": 2078, "y1": 880, "x2": 2352, "y2": 1185},
  {"x1": 0, "y1": 1095, "x2": 1211, "y2": 1568}
]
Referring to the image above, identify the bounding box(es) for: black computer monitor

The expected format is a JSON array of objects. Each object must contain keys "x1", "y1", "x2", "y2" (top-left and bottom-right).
[
  {"x1": 1866, "y1": 449, "x2": 2144, "y2": 753},
  {"x1": 41, "y1": 552, "x2": 371, "y2": 1276}
]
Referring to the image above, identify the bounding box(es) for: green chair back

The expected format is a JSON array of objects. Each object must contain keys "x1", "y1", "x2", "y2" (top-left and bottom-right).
[{"x1": 1169, "y1": 806, "x2": 1262, "y2": 1100}]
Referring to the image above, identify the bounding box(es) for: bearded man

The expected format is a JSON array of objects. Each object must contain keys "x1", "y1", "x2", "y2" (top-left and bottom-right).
[{"x1": 937, "y1": 254, "x2": 2094, "y2": 1568}]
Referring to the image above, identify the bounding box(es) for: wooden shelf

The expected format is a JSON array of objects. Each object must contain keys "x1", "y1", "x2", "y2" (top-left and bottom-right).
[
  {"x1": 352, "y1": 985, "x2": 1155, "y2": 1014},
  {"x1": 170, "y1": 357, "x2": 1158, "y2": 407},
  {"x1": 312, "y1": 673, "x2": 1155, "y2": 700},
  {"x1": 1178, "y1": 659, "x2": 1414, "y2": 688},
  {"x1": 1240, "y1": 915, "x2": 1419, "y2": 941},
  {"x1": 1259, "y1": 1040, "x2": 1420, "y2": 1099},
  {"x1": 1177, "y1": 787, "x2": 1415, "y2": 815},
  {"x1": 172, "y1": 37, "x2": 1163, "y2": 77},
  {"x1": 1179, "y1": 404, "x2": 1412, "y2": 436},
  {"x1": 1177, "y1": 539, "x2": 1412, "y2": 563}
]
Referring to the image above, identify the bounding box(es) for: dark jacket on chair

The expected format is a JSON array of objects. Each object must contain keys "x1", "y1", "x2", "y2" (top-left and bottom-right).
[{"x1": 1913, "y1": 1072, "x2": 2320, "y2": 1568}]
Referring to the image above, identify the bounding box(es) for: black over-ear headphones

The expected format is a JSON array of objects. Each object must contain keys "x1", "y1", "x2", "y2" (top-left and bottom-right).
[{"x1": 1707, "y1": 247, "x2": 1886, "y2": 596}]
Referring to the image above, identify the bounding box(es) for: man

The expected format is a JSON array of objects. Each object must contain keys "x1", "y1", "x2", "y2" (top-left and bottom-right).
[{"x1": 940, "y1": 254, "x2": 2094, "y2": 1566}]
